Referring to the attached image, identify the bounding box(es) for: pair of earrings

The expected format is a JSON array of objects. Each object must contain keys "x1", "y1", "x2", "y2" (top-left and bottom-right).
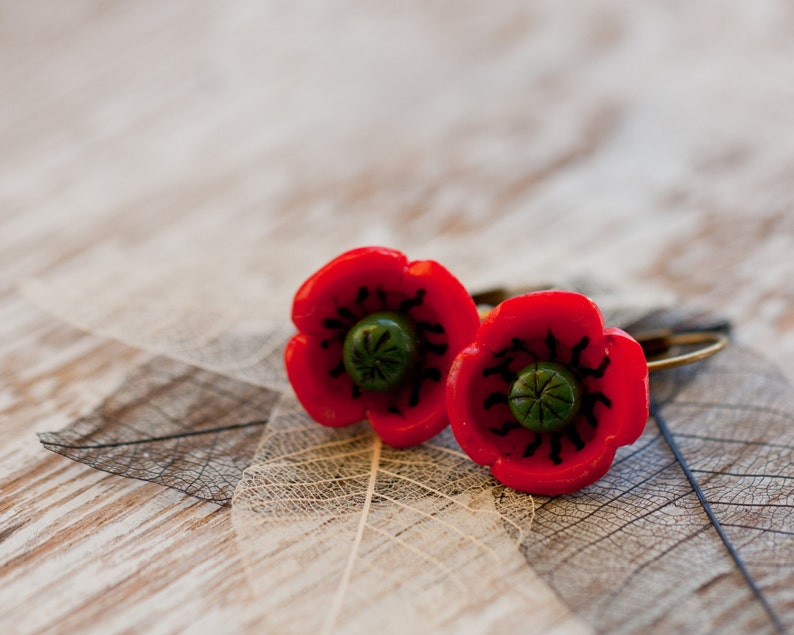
[{"x1": 284, "y1": 246, "x2": 726, "y2": 495}]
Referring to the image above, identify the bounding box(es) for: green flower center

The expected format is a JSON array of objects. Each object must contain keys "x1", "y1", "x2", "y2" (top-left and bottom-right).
[
  {"x1": 508, "y1": 362, "x2": 583, "y2": 433},
  {"x1": 343, "y1": 312, "x2": 418, "y2": 392}
]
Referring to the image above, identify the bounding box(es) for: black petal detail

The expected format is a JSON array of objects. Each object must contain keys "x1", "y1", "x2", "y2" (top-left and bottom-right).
[
  {"x1": 581, "y1": 391, "x2": 612, "y2": 427},
  {"x1": 329, "y1": 361, "x2": 346, "y2": 378},
  {"x1": 571, "y1": 336, "x2": 589, "y2": 367},
  {"x1": 545, "y1": 331, "x2": 559, "y2": 360},
  {"x1": 409, "y1": 383, "x2": 421, "y2": 408},
  {"x1": 483, "y1": 358, "x2": 516, "y2": 383},
  {"x1": 417, "y1": 322, "x2": 445, "y2": 335},
  {"x1": 490, "y1": 420, "x2": 523, "y2": 437},
  {"x1": 399, "y1": 288, "x2": 426, "y2": 314},
  {"x1": 484, "y1": 392, "x2": 508, "y2": 409},
  {"x1": 580, "y1": 356, "x2": 611, "y2": 378},
  {"x1": 549, "y1": 434, "x2": 563, "y2": 465},
  {"x1": 566, "y1": 425, "x2": 585, "y2": 451},
  {"x1": 523, "y1": 434, "x2": 543, "y2": 458}
]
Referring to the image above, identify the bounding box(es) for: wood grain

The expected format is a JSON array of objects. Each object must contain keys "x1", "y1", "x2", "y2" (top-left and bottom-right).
[{"x1": 2, "y1": 1, "x2": 793, "y2": 633}]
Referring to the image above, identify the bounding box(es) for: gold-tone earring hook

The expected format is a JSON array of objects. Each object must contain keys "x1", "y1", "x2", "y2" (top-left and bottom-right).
[{"x1": 635, "y1": 330, "x2": 729, "y2": 372}]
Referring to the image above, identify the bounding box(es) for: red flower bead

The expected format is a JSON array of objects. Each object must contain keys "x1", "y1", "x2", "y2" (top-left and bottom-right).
[
  {"x1": 447, "y1": 290, "x2": 649, "y2": 495},
  {"x1": 285, "y1": 247, "x2": 480, "y2": 448}
]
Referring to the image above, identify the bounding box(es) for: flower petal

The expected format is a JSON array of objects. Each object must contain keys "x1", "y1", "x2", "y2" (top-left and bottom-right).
[
  {"x1": 598, "y1": 327, "x2": 650, "y2": 446},
  {"x1": 476, "y1": 290, "x2": 606, "y2": 356},
  {"x1": 491, "y1": 444, "x2": 618, "y2": 496},
  {"x1": 368, "y1": 385, "x2": 449, "y2": 449},
  {"x1": 285, "y1": 334, "x2": 366, "y2": 427},
  {"x1": 291, "y1": 246, "x2": 408, "y2": 335},
  {"x1": 446, "y1": 344, "x2": 502, "y2": 466},
  {"x1": 405, "y1": 258, "x2": 481, "y2": 360}
]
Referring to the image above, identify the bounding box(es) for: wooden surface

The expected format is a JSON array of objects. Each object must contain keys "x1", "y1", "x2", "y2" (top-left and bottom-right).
[{"x1": 2, "y1": 1, "x2": 794, "y2": 633}]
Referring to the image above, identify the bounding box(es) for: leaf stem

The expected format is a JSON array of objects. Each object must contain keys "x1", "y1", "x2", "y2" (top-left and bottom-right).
[
  {"x1": 321, "y1": 436, "x2": 382, "y2": 635},
  {"x1": 650, "y1": 399, "x2": 789, "y2": 635},
  {"x1": 38, "y1": 419, "x2": 270, "y2": 449}
]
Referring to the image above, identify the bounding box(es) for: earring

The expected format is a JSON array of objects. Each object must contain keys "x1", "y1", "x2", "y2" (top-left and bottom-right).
[
  {"x1": 285, "y1": 246, "x2": 481, "y2": 448},
  {"x1": 446, "y1": 290, "x2": 727, "y2": 495}
]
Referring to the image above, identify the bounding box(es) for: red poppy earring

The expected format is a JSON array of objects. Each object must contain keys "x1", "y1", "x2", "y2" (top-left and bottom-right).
[
  {"x1": 285, "y1": 246, "x2": 481, "y2": 448},
  {"x1": 446, "y1": 290, "x2": 727, "y2": 496}
]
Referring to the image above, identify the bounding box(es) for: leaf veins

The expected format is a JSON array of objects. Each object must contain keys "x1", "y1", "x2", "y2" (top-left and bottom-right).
[{"x1": 39, "y1": 356, "x2": 280, "y2": 505}]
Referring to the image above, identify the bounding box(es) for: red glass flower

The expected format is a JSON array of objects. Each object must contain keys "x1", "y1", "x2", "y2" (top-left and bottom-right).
[
  {"x1": 446, "y1": 290, "x2": 649, "y2": 495},
  {"x1": 285, "y1": 246, "x2": 481, "y2": 448}
]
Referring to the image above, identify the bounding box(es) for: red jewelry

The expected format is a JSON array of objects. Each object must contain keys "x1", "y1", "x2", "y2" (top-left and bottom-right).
[
  {"x1": 285, "y1": 246, "x2": 480, "y2": 448},
  {"x1": 446, "y1": 290, "x2": 650, "y2": 495}
]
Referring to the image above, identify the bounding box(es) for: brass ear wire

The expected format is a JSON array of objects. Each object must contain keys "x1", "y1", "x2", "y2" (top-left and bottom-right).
[{"x1": 635, "y1": 330, "x2": 729, "y2": 372}]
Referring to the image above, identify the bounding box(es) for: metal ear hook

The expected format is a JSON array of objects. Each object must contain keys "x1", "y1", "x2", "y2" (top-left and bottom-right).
[{"x1": 635, "y1": 330, "x2": 729, "y2": 372}]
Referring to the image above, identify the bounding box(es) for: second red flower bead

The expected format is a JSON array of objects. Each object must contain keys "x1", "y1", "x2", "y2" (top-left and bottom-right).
[{"x1": 446, "y1": 290, "x2": 650, "y2": 495}]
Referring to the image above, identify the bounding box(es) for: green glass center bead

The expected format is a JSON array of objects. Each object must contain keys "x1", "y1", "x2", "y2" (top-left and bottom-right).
[
  {"x1": 508, "y1": 362, "x2": 583, "y2": 433},
  {"x1": 342, "y1": 311, "x2": 418, "y2": 392}
]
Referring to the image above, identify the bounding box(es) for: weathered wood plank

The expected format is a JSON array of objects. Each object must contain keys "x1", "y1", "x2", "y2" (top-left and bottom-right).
[{"x1": 2, "y1": 1, "x2": 793, "y2": 633}]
